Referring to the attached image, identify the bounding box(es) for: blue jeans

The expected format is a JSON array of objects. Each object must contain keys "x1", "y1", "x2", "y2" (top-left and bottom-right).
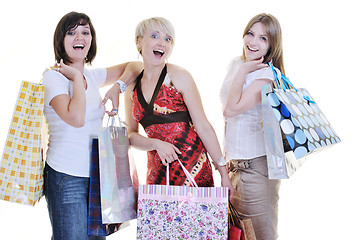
[{"x1": 44, "y1": 163, "x2": 105, "y2": 240}]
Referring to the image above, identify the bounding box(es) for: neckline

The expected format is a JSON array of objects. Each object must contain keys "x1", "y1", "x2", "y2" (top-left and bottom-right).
[{"x1": 136, "y1": 65, "x2": 167, "y2": 114}]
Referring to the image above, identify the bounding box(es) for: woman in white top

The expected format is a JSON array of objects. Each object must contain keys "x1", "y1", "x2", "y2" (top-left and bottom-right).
[
  {"x1": 220, "y1": 13, "x2": 285, "y2": 240},
  {"x1": 43, "y1": 12, "x2": 138, "y2": 240}
]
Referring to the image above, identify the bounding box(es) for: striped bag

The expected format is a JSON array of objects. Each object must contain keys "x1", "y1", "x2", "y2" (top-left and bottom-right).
[
  {"x1": 0, "y1": 81, "x2": 45, "y2": 206},
  {"x1": 136, "y1": 160, "x2": 229, "y2": 239}
]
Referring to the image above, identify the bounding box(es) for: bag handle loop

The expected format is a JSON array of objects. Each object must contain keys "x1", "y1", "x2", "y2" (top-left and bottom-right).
[
  {"x1": 269, "y1": 63, "x2": 297, "y2": 92},
  {"x1": 106, "y1": 114, "x2": 128, "y2": 128},
  {"x1": 166, "y1": 159, "x2": 199, "y2": 188}
]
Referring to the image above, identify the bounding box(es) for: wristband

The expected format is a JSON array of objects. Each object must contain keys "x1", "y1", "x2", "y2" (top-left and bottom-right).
[
  {"x1": 217, "y1": 156, "x2": 226, "y2": 166},
  {"x1": 116, "y1": 80, "x2": 127, "y2": 93}
]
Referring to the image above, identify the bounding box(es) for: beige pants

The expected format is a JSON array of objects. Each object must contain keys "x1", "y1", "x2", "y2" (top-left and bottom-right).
[{"x1": 229, "y1": 156, "x2": 281, "y2": 240}]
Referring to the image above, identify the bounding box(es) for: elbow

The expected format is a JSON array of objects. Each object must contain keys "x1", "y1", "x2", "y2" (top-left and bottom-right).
[
  {"x1": 223, "y1": 107, "x2": 236, "y2": 118},
  {"x1": 72, "y1": 120, "x2": 85, "y2": 128},
  {"x1": 67, "y1": 115, "x2": 85, "y2": 128}
]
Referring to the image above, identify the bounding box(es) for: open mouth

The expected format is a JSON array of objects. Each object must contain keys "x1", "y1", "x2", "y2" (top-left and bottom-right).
[
  {"x1": 247, "y1": 46, "x2": 258, "y2": 52},
  {"x1": 153, "y1": 49, "x2": 164, "y2": 57},
  {"x1": 73, "y1": 44, "x2": 85, "y2": 50}
]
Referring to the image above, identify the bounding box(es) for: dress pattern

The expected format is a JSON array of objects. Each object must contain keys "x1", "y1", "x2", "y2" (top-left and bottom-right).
[{"x1": 132, "y1": 65, "x2": 214, "y2": 187}]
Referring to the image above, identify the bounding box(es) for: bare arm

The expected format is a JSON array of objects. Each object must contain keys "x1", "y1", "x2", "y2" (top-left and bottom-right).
[
  {"x1": 103, "y1": 62, "x2": 143, "y2": 115},
  {"x1": 223, "y1": 58, "x2": 269, "y2": 117},
  {"x1": 169, "y1": 64, "x2": 234, "y2": 199},
  {"x1": 50, "y1": 60, "x2": 86, "y2": 128}
]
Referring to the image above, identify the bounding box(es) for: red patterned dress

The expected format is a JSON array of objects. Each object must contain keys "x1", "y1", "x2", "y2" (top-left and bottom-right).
[{"x1": 132, "y1": 65, "x2": 214, "y2": 187}]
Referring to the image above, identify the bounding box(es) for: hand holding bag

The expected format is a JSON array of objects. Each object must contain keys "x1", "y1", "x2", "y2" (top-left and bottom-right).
[
  {"x1": 98, "y1": 115, "x2": 139, "y2": 224},
  {"x1": 0, "y1": 81, "x2": 45, "y2": 206},
  {"x1": 262, "y1": 64, "x2": 341, "y2": 179}
]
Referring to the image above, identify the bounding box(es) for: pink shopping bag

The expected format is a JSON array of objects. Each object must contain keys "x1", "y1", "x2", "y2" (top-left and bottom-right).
[{"x1": 136, "y1": 160, "x2": 229, "y2": 239}]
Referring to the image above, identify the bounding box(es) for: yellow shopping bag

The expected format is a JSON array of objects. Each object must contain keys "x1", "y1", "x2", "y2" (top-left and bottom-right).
[{"x1": 0, "y1": 81, "x2": 45, "y2": 206}]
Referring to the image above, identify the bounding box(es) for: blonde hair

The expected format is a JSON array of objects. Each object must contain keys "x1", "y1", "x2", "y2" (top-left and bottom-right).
[
  {"x1": 242, "y1": 13, "x2": 285, "y2": 74},
  {"x1": 135, "y1": 17, "x2": 175, "y2": 55}
]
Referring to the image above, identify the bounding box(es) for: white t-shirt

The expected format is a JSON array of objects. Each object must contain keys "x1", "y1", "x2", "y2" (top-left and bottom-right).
[
  {"x1": 43, "y1": 68, "x2": 107, "y2": 177},
  {"x1": 220, "y1": 57, "x2": 276, "y2": 161}
]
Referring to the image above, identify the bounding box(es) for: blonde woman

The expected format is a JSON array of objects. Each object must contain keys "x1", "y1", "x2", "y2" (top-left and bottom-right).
[
  {"x1": 220, "y1": 13, "x2": 285, "y2": 240},
  {"x1": 122, "y1": 17, "x2": 234, "y2": 198}
]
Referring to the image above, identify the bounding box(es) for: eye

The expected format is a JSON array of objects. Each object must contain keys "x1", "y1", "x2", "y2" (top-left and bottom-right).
[
  {"x1": 246, "y1": 31, "x2": 254, "y2": 36},
  {"x1": 67, "y1": 31, "x2": 75, "y2": 36},
  {"x1": 151, "y1": 33, "x2": 159, "y2": 39},
  {"x1": 82, "y1": 30, "x2": 90, "y2": 35},
  {"x1": 260, "y1": 36, "x2": 267, "y2": 41},
  {"x1": 165, "y1": 36, "x2": 172, "y2": 42}
]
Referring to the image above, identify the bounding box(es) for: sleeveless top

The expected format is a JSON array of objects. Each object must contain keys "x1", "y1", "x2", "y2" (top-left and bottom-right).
[{"x1": 132, "y1": 65, "x2": 214, "y2": 186}]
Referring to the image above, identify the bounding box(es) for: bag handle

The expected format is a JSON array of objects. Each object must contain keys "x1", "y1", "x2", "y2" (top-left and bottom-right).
[
  {"x1": 268, "y1": 63, "x2": 297, "y2": 92},
  {"x1": 229, "y1": 202, "x2": 243, "y2": 221},
  {"x1": 166, "y1": 159, "x2": 199, "y2": 188},
  {"x1": 106, "y1": 114, "x2": 127, "y2": 128},
  {"x1": 268, "y1": 63, "x2": 316, "y2": 105}
]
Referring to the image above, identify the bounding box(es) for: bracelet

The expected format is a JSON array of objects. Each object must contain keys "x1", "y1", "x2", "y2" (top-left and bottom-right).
[
  {"x1": 217, "y1": 156, "x2": 226, "y2": 166},
  {"x1": 116, "y1": 80, "x2": 127, "y2": 93}
]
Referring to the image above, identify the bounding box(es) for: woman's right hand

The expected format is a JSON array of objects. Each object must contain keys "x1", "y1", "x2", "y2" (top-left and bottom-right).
[
  {"x1": 153, "y1": 139, "x2": 182, "y2": 166},
  {"x1": 57, "y1": 59, "x2": 83, "y2": 82},
  {"x1": 237, "y1": 57, "x2": 268, "y2": 77}
]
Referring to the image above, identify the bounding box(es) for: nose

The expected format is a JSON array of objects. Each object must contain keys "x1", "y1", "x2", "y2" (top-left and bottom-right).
[
  {"x1": 75, "y1": 32, "x2": 83, "y2": 41},
  {"x1": 249, "y1": 37, "x2": 258, "y2": 45},
  {"x1": 157, "y1": 38, "x2": 166, "y2": 47}
]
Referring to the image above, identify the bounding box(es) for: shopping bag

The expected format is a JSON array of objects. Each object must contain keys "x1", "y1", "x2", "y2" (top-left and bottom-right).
[
  {"x1": 262, "y1": 63, "x2": 341, "y2": 179},
  {"x1": 229, "y1": 201, "x2": 243, "y2": 240},
  {"x1": 88, "y1": 138, "x2": 127, "y2": 236},
  {"x1": 229, "y1": 202, "x2": 256, "y2": 240},
  {"x1": 137, "y1": 160, "x2": 229, "y2": 239},
  {"x1": 0, "y1": 81, "x2": 45, "y2": 206},
  {"x1": 229, "y1": 224, "x2": 243, "y2": 240},
  {"x1": 98, "y1": 115, "x2": 138, "y2": 224}
]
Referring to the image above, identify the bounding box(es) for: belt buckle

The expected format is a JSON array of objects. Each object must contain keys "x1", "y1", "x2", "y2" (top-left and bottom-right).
[{"x1": 238, "y1": 160, "x2": 250, "y2": 169}]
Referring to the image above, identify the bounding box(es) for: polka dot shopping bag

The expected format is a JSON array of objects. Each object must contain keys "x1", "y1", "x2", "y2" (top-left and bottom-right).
[
  {"x1": 262, "y1": 64, "x2": 341, "y2": 179},
  {"x1": 0, "y1": 80, "x2": 45, "y2": 206}
]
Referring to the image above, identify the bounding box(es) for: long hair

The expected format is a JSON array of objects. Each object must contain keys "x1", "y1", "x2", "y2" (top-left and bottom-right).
[{"x1": 241, "y1": 13, "x2": 285, "y2": 74}]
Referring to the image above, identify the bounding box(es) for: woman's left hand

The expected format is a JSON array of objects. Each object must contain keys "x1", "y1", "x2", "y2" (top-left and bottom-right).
[{"x1": 102, "y1": 83, "x2": 121, "y2": 116}]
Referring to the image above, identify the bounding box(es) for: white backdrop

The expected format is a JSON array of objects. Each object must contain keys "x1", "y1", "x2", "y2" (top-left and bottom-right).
[{"x1": 0, "y1": 0, "x2": 358, "y2": 239}]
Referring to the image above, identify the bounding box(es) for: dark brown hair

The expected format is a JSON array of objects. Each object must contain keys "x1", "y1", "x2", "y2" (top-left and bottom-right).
[{"x1": 53, "y1": 11, "x2": 97, "y2": 64}]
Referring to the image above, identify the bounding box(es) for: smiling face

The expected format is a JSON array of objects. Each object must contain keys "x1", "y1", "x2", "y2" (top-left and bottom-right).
[
  {"x1": 243, "y1": 22, "x2": 270, "y2": 62},
  {"x1": 53, "y1": 12, "x2": 97, "y2": 64},
  {"x1": 63, "y1": 24, "x2": 92, "y2": 64},
  {"x1": 137, "y1": 26, "x2": 173, "y2": 64}
]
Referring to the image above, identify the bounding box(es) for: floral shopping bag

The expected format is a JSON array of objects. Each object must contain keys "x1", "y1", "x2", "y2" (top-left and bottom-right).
[{"x1": 136, "y1": 160, "x2": 229, "y2": 239}]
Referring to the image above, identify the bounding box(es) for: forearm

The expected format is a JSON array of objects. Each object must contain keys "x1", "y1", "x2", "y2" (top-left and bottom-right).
[
  {"x1": 68, "y1": 75, "x2": 86, "y2": 120},
  {"x1": 104, "y1": 62, "x2": 129, "y2": 86},
  {"x1": 223, "y1": 72, "x2": 246, "y2": 117},
  {"x1": 195, "y1": 121, "x2": 223, "y2": 166},
  {"x1": 128, "y1": 132, "x2": 158, "y2": 151}
]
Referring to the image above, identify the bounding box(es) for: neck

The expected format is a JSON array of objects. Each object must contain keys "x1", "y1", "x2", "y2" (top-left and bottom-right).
[
  {"x1": 142, "y1": 62, "x2": 165, "y2": 82},
  {"x1": 67, "y1": 60, "x2": 85, "y2": 74}
]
